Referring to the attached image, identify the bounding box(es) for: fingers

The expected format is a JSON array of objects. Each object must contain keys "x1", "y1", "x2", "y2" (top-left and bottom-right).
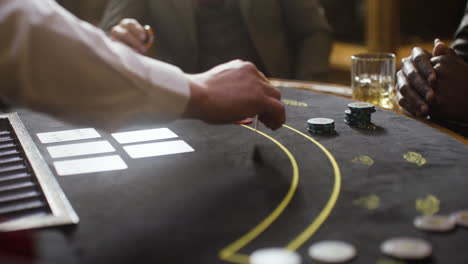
[
  {"x1": 239, "y1": 60, "x2": 270, "y2": 82},
  {"x1": 110, "y1": 26, "x2": 147, "y2": 54},
  {"x1": 432, "y1": 63, "x2": 447, "y2": 78},
  {"x1": 232, "y1": 61, "x2": 284, "y2": 129},
  {"x1": 255, "y1": 67, "x2": 270, "y2": 83},
  {"x1": 430, "y1": 55, "x2": 462, "y2": 78},
  {"x1": 433, "y1": 39, "x2": 457, "y2": 57},
  {"x1": 122, "y1": 19, "x2": 146, "y2": 42},
  {"x1": 110, "y1": 19, "x2": 147, "y2": 54},
  {"x1": 396, "y1": 70, "x2": 429, "y2": 117},
  {"x1": 401, "y1": 57, "x2": 435, "y2": 102},
  {"x1": 410, "y1": 47, "x2": 437, "y2": 85},
  {"x1": 397, "y1": 94, "x2": 415, "y2": 116},
  {"x1": 258, "y1": 97, "x2": 286, "y2": 130},
  {"x1": 431, "y1": 56, "x2": 448, "y2": 77},
  {"x1": 431, "y1": 40, "x2": 458, "y2": 78},
  {"x1": 258, "y1": 84, "x2": 283, "y2": 130},
  {"x1": 262, "y1": 83, "x2": 281, "y2": 101},
  {"x1": 430, "y1": 55, "x2": 454, "y2": 67},
  {"x1": 244, "y1": 64, "x2": 284, "y2": 129}
]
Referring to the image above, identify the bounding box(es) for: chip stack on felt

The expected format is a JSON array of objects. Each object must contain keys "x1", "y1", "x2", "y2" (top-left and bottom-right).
[
  {"x1": 307, "y1": 118, "x2": 335, "y2": 135},
  {"x1": 345, "y1": 102, "x2": 376, "y2": 129}
]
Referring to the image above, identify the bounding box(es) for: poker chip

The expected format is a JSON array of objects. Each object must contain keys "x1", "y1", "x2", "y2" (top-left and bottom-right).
[
  {"x1": 235, "y1": 117, "x2": 254, "y2": 125},
  {"x1": 451, "y1": 210, "x2": 468, "y2": 227},
  {"x1": 413, "y1": 215, "x2": 456, "y2": 232},
  {"x1": 308, "y1": 240, "x2": 357, "y2": 263},
  {"x1": 380, "y1": 237, "x2": 432, "y2": 260},
  {"x1": 250, "y1": 248, "x2": 301, "y2": 264},
  {"x1": 348, "y1": 102, "x2": 377, "y2": 112},
  {"x1": 307, "y1": 118, "x2": 335, "y2": 135},
  {"x1": 345, "y1": 102, "x2": 376, "y2": 129}
]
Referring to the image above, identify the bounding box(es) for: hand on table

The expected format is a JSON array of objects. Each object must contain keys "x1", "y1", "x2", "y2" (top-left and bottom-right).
[
  {"x1": 396, "y1": 45, "x2": 436, "y2": 117},
  {"x1": 110, "y1": 18, "x2": 153, "y2": 54},
  {"x1": 429, "y1": 41, "x2": 468, "y2": 122},
  {"x1": 396, "y1": 39, "x2": 468, "y2": 122},
  {"x1": 183, "y1": 60, "x2": 286, "y2": 130}
]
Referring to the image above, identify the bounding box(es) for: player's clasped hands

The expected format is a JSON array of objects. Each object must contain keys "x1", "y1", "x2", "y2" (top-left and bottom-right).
[
  {"x1": 396, "y1": 39, "x2": 468, "y2": 122},
  {"x1": 183, "y1": 60, "x2": 286, "y2": 130},
  {"x1": 110, "y1": 18, "x2": 152, "y2": 54}
]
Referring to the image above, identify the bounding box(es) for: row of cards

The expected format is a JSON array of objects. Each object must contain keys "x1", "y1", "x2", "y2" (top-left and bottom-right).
[{"x1": 36, "y1": 128, "x2": 194, "y2": 176}]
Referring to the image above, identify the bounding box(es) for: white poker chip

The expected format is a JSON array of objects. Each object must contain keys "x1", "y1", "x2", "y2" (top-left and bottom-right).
[
  {"x1": 380, "y1": 237, "x2": 432, "y2": 260},
  {"x1": 451, "y1": 210, "x2": 468, "y2": 227},
  {"x1": 250, "y1": 248, "x2": 301, "y2": 264},
  {"x1": 307, "y1": 118, "x2": 335, "y2": 126},
  {"x1": 413, "y1": 215, "x2": 456, "y2": 232},
  {"x1": 308, "y1": 240, "x2": 357, "y2": 263}
]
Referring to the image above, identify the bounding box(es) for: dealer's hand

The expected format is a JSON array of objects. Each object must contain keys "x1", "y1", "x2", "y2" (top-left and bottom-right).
[
  {"x1": 110, "y1": 18, "x2": 150, "y2": 54},
  {"x1": 396, "y1": 47, "x2": 436, "y2": 117},
  {"x1": 429, "y1": 41, "x2": 468, "y2": 122},
  {"x1": 183, "y1": 60, "x2": 286, "y2": 130}
]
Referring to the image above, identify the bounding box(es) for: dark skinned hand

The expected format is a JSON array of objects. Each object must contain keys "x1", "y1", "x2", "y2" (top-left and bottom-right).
[
  {"x1": 396, "y1": 45, "x2": 436, "y2": 117},
  {"x1": 429, "y1": 41, "x2": 468, "y2": 122},
  {"x1": 396, "y1": 39, "x2": 468, "y2": 122}
]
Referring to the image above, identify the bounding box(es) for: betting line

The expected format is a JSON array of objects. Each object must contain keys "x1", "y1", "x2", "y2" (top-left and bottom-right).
[
  {"x1": 219, "y1": 125, "x2": 300, "y2": 264},
  {"x1": 282, "y1": 125, "x2": 342, "y2": 250},
  {"x1": 218, "y1": 124, "x2": 342, "y2": 264}
]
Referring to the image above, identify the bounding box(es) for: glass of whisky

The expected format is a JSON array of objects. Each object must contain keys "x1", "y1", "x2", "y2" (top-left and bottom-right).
[{"x1": 351, "y1": 53, "x2": 396, "y2": 109}]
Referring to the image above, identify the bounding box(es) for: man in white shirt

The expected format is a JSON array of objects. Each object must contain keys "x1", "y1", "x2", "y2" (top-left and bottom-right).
[{"x1": 0, "y1": 0, "x2": 285, "y2": 131}]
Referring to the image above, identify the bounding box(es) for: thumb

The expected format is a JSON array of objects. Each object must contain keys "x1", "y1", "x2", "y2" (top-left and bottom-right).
[{"x1": 433, "y1": 38, "x2": 456, "y2": 57}]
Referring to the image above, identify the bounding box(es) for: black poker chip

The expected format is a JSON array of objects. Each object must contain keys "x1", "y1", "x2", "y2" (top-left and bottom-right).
[
  {"x1": 345, "y1": 102, "x2": 376, "y2": 129},
  {"x1": 307, "y1": 118, "x2": 335, "y2": 134},
  {"x1": 348, "y1": 102, "x2": 376, "y2": 113}
]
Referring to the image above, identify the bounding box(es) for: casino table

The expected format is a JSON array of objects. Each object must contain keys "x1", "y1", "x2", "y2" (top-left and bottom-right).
[{"x1": 8, "y1": 84, "x2": 468, "y2": 264}]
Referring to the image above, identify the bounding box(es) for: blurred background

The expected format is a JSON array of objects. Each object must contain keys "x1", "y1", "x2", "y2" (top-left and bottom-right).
[{"x1": 56, "y1": 0, "x2": 467, "y2": 85}]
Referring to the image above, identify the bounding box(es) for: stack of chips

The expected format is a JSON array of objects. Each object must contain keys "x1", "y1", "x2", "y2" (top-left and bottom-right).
[
  {"x1": 307, "y1": 118, "x2": 335, "y2": 135},
  {"x1": 345, "y1": 102, "x2": 376, "y2": 129}
]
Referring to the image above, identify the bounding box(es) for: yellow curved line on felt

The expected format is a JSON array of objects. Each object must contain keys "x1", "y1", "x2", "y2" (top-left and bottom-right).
[
  {"x1": 219, "y1": 125, "x2": 300, "y2": 263},
  {"x1": 282, "y1": 125, "x2": 341, "y2": 251}
]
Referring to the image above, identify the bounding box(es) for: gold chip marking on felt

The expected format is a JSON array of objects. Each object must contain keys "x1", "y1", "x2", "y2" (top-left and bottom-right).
[
  {"x1": 416, "y1": 195, "x2": 440, "y2": 216},
  {"x1": 351, "y1": 155, "x2": 375, "y2": 166},
  {"x1": 353, "y1": 194, "x2": 380, "y2": 210},
  {"x1": 403, "y1": 152, "x2": 426, "y2": 166}
]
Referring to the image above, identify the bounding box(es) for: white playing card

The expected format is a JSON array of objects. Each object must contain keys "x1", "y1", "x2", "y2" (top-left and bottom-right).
[
  {"x1": 46, "y1": 141, "x2": 115, "y2": 159},
  {"x1": 112, "y1": 128, "x2": 177, "y2": 144},
  {"x1": 111, "y1": 128, "x2": 178, "y2": 144},
  {"x1": 123, "y1": 140, "x2": 194, "y2": 159},
  {"x1": 37, "y1": 128, "x2": 101, "y2": 144},
  {"x1": 54, "y1": 155, "x2": 127, "y2": 176}
]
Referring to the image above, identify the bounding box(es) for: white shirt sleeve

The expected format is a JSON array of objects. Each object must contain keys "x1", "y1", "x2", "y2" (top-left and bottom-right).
[{"x1": 0, "y1": 0, "x2": 191, "y2": 130}]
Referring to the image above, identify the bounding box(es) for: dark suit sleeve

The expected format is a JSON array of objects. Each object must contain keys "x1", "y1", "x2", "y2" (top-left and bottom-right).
[
  {"x1": 280, "y1": 0, "x2": 333, "y2": 81},
  {"x1": 452, "y1": 2, "x2": 468, "y2": 62},
  {"x1": 99, "y1": 0, "x2": 149, "y2": 31}
]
